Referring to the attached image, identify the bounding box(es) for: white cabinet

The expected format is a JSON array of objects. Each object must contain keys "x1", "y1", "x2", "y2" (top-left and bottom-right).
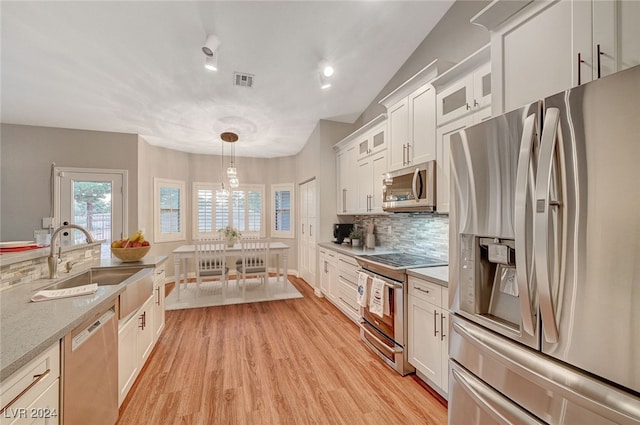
[
  {"x1": 336, "y1": 144, "x2": 357, "y2": 214},
  {"x1": 336, "y1": 254, "x2": 360, "y2": 322},
  {"x1": 335, "y1": 114, "x2": 387, "y2": 215},
  {"x1": 436, "y1": 61, "x2": 491, "y2": 126},
  {"x1": 356, "y1": 149, "x2": 387, "y2": 214},
  {"x1": 0, "y1": 343, "x2": 60, "y2": 425},
  {"x1": 385, "y1": 83, "x2": 437, "y2": 172},
  {"x1": 152, "y1": 264, "x2": 166, "y2": 342},
  {"x1": 299, "y1": 179, "x2": 317, "y2": 286},
  {"x1": 379, "y1": 60, "x2": 450, "y2": 173},
  {"x1": 318, "y1": 248, "x2": 337, "y2": 302},
  {"x1": 407, "y1": 276, "x2": 449, "y2": 396},
  {"x1": 574, "y1": 0, "x2": 640, "y2": 83},
  {"x1": 477, "y1": 0, "x2": 640, "y2": 114},
  {"x1": 356, "y1": 122, "x2": 386, "y2": 160},
  {"x1": 118, "y1": 294, "x2": 154, "y2": 407}
]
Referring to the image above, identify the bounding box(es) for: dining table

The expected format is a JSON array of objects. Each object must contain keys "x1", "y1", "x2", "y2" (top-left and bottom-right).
[{"x1": 171, "y1": 241, "x2": 290, "y2": 298}]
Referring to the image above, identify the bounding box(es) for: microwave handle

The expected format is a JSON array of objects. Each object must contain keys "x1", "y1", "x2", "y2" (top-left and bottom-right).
[{"x1": 411, "y1": 168, "x2": 424, "y2": 202}]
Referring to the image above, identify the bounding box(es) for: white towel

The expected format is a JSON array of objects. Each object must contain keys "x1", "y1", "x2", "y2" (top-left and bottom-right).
[
  {"x1": 357, "y1": 272, "x2": 369, "y2": 307},
  {"x1": 369, "y1": 278, "x2": 385, "y2": 318}
]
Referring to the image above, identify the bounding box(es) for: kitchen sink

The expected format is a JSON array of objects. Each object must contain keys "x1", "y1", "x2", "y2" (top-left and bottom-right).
[{"x1": 44, "y1": 267, "x2": 146, "y2": 290}]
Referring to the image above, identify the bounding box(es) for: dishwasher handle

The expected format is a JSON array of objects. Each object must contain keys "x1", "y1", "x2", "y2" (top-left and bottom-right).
[{"x1": 71, "y1": 307, "x2": 116, "y2": 351}]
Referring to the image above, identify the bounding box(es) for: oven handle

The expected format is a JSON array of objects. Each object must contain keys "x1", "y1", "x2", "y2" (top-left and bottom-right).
[
  {"x1": 358, "y1": 320, "x2": 403, "y2": 353},
  {"x1": 357, "y1": 269, "x2": 403, "y2": 289}
]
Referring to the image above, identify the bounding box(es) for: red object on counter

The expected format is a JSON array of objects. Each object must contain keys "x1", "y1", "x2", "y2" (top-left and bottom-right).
[{"x1": 0, "y1": 244, "x2": 43, "y2": 253}]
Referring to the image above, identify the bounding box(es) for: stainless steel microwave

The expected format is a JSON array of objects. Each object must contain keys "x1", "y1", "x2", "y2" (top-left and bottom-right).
[{"x1": 381, "y1": 161, "x2": 436, "y2": 212}]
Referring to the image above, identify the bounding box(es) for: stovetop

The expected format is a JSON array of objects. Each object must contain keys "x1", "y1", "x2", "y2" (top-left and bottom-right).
[{"x1": 356, "y1": 253, "x2": 447, "y2": 270}]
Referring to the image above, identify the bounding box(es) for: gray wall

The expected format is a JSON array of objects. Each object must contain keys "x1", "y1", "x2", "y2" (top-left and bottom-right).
[
  {"x1": 0, "y1": 124, "x2": 139, "y2": 241},
  {"x1": 355, "y1": 0, "x2": 491, "y2": 127}
]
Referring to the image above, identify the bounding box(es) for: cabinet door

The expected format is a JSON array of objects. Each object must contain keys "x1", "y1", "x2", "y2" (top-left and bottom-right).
[
  {"x1": 473, "y1": 62, "x2": 492, "y2": 110},
  {"x1": 499, "y1": 0, "x2": 575, "y2": 112},
  {"x1": 2, "y1": 379, "x2": 60, "y2": 425},
  {"x1": 153, "y1": 277, "x2": 165, "y2": 342},
  {"x1": 357, "y1": 134, "x2": 371, "y2": 160},
  {"x1": 118, "y1": 315, "x2": 138, "y2": 406},
  {"x1": 138, "y1": 296, "x2": 155, "y2": 364},
  {"x1": 387, "y1": 98, "x2": 409, "y2": 171},
  {"x1": 370, "y1": 125, "x2": 386, "y2": 155},
  {"x1": 592, "y1": 0, "x2": 640, "y2": 79},
  {"x1": 357, "y1": 159, "x2": 372, "y2": 214},
  {"x1": 436, "y1": 75, "x2": 473, "y2": 126},
  {"x1": 436, "y1": 115, "x2": 474, "y2": 214},
  {"x1": 371, "y1": 151, "x2": 387, "y2": 213},
  {"x1": 409, "y1": 84, "x2": 436, "y2": 165},
  {"x1": 408, "y1": 296, "x2": 442, "y2": 385}
]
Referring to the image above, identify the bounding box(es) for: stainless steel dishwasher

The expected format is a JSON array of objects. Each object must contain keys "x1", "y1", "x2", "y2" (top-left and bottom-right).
[{"x1": 63, "y1": 302, "x2": 118, "y2": 425}]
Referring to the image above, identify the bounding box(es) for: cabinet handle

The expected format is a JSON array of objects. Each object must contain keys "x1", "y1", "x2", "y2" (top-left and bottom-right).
[
  {"x1": 474, "y1": 99, "x2": 479, "y2": 108},
  {"x1": 309, "y1": 224, "x2": 312, "y2": 237},
  {"x1": 597, "y1": 44, "x2": 603, "y2": 79},
  {"x1": 577, "y1": 52, "x2": 585, "y2": 85},
  {"x1": 402, "y1": 144, "x2": 407, "y2": 165},
  {"x1": 324, "y1": 261, "x2": 328, "y2": 273},
  {"x1": 434, "y1": 310, "x2": 439, "y2": 337},
  {"x1": 0, "y1": 369, "x2": 51, "y2": 415},
  {"x1": 139, "y1": 312, "x2": 146, "y2": 330},
  {"x1": 406, "y1": 142, "x2": 411, "y2": 164},
  {"x1": 414, "y1": 286, "x2": 430, "y2": 294},
  {"x1": 440, "y1": 313, "x2": 446, "y2": 341},
  {"x1": 156, "y1": 287, "x2": 161, "y2": 305},
  {"x1": 466, "y1": 103, "x2": 471, "y2": 110},
  {"x1": 301, "y1": 224, "x2": 304, "y2": 235}
]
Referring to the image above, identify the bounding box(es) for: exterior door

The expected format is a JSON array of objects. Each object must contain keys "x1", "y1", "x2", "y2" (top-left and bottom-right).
[{"x1": 57, "y1": 168, "x2": 126, "y2": 257}]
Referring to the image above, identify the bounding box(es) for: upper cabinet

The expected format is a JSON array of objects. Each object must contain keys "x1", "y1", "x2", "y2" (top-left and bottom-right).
[
  {"x1": 474, "y1": 0, "x2": 640, "y2": 113},
  {"x1": 432, "y1": 45, "x2": 491, "y2": 126},
  {"x1": 380, "y1": 59, "x2": 452, "y2": 173},
  {"x1": 334, "y1": 115, "x2": 388, "y2": 215}
]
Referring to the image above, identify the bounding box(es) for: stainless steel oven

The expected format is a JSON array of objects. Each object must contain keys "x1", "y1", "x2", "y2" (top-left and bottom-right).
[
  {"x1": 357, "y1": 269, "x2": 411, "y2": 375},
  {"x1": 356, "y1": 252, "x2": 447, "y2": 376}
]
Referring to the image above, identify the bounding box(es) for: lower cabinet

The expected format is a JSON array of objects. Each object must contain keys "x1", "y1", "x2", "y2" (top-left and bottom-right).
[
  {"x1": 0, "y1": 342, "x2": 60, "y2": 425},
  {"x1": 317, "y1": 246, "x2": 361, "y2": 323},
  {"x1": 118, "y1": 294, "x2": 154, "y2": 407},
  {"x1": 152, "y1": 265, "x2": 166, "y2": 342},
  {"x1": 408, "y1": 276, "x2": 449, "y2": 396}
]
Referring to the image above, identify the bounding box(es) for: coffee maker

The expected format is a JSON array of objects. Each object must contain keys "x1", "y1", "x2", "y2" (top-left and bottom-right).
[{"x1": 332, "y1": 223, "x2": 354, "y2": 244}]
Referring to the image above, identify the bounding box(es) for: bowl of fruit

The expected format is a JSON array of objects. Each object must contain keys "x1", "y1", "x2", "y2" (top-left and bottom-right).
[{"x1": 111, "y1": 230, "x2": 150, "y2": 262}]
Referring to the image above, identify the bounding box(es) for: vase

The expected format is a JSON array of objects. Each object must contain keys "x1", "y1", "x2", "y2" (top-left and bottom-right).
[
  {"x1": 351, "y1": 238, "x2": 361, "y2": 247},
  {"x1": 227, "y1": 238, "x2": 237, "y2": 247}
]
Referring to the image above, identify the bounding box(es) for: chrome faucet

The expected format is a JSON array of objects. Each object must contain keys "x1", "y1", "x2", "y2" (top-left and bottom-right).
[{"x1": 48, "y1": 224, "x2": 95, "y2": 279}]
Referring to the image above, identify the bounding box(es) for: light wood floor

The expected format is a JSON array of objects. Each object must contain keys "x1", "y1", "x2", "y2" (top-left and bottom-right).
[{"x1": 115, "y1": 276, "x2": 448, "y2": 425}]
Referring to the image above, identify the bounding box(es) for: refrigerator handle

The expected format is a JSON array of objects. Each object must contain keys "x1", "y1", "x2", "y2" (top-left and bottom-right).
[
  {"x1": 534, "y1": 107, "x2": 561, "y2": 343},
  {"x1": 514, "y1": 113, "x2": 537, "y2": 336}
]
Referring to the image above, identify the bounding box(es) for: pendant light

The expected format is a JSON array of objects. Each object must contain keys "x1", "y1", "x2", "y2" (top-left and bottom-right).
[
  {"x1": 221, "y1": 132, "x2": 240, "y2": 188},
  {"x1": 215, "y1": 141, "x2": 229, "y2": 201}
]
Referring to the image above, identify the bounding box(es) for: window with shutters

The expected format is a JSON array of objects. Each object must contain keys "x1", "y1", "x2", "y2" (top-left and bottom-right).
[
  {"x1": 154, "y1": 178, "x2": 185, "y2": 242},
  {"x1": 193, "y1": 182, "x2": 264, "y2": 239},
  {"x1": 271, "y1": 183, "x2": 294, "y2": 239}
]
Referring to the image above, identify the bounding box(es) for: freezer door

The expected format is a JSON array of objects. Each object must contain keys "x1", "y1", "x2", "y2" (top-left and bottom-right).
[
  {"x1": 536, "y1": 64, "x2": 640, "y2": 393},
  {"x1": 449, "y1": 360, "x2": 545, "y2": 425},
  {"x1": 450, "y1": 315, "x2": 640, "y2": 425}
]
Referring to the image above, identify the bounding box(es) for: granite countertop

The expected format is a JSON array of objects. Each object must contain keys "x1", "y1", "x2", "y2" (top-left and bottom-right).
[
  {"x1": 0, "y1": 255, "x2": 168, "y2": 381},
  {"x1": 317, "y1": 241, "x2": 395, "y2": 257},
  {"x1": 407, "y1": 266, "x2": 449, "y2": 287}
]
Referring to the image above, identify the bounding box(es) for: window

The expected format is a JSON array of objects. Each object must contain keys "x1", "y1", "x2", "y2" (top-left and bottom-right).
[
  {"x1": 271, "y1": 183, "x2": 294, "y2": 238},
  {"x1": 193, "y1": 182, "x2": 264, "y2": 239},
  {"x1": 154, "y1": 178, "x2": 185, "y2": 242}
]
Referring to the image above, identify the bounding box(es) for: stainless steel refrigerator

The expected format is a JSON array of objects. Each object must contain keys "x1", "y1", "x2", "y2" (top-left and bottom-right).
[{"x1": 448, "y1": 64, "x2": 640, "y2": 424}]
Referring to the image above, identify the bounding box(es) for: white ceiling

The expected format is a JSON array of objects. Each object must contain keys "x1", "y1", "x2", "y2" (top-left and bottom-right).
[{"x1": 1, "y1": 1, "x2": 454, "y2": 158}]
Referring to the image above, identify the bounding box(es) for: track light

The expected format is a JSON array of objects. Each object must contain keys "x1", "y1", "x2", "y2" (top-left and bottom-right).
[
  {"x1": 204, "y1": 52, "x2": 218, "y2": 71},
  {"x1": 202, "y1": 34, "x2": 220, "y2": 57}
]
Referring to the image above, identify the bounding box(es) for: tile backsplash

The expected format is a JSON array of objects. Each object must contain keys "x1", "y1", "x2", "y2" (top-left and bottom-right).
[{"x1": 353, "y1": 214, "x2": 449, "y2": 261}]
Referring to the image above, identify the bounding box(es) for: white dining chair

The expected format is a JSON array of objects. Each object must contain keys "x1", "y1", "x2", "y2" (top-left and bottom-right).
[
  {"x1": 237, "y1": 238, "x2": 270, "y2": 297},
  {"x1": 194, "y1": 238, "x2": 229, "y2": 297}
]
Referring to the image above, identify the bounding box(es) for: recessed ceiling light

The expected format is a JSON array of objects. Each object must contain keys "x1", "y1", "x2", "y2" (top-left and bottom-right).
[{"x1": 323, "y1": 65, "x2": 334, "y2": 77}]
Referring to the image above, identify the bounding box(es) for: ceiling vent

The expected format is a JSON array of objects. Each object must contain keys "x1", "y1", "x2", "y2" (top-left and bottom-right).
[{"x1": 234, "y1": 72, "x2": 254, "y2": 88}]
